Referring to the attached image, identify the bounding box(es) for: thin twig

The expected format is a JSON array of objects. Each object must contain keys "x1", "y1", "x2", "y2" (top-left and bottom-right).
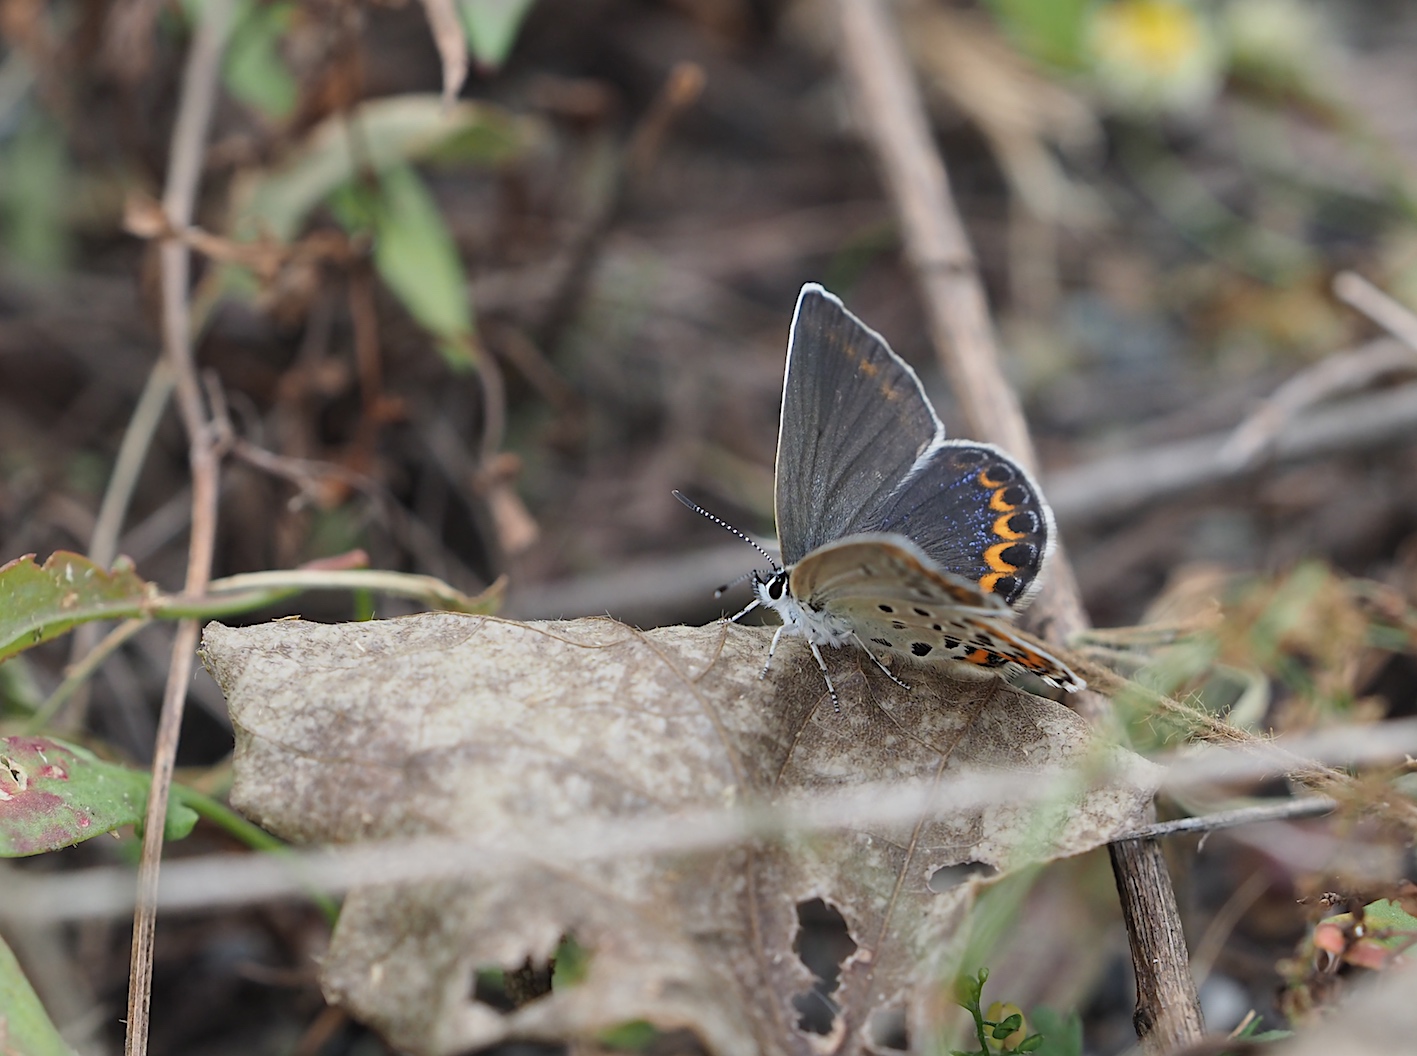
[
  {"x1": 30, "y1": 620, "x2": 150, "y2": 733},
  {"x1": 124, "y1": 2, "x2": 234, "y2": 1054},
  {"x1": 535, "y1": 62, "x2": 703, "y2": 351},
  {"x1": 1052, "y1": 380, "x2": 1417, "y2": 527},
  {"x1": 1121, "y1": 797, "x2": 1337, "y2": 840},
  {"x1": 829, "y1": 2, "x2": 1201, "y2": 1047},
  {"x1": 1333, "y1": 270, "x2": 1417, "y2": 351},
  {"x1": 1217, "y1": 337, "x2": 1417, "y2": 469},
  {"x1": 89, "y1": 361, "x2": 178, "y2": 571},
  {"x1": 60, "y1": 361, "x2": 178, "y2": 732},
  {"x1": 11, "y1": 720, "x2": 1416, "y2": 925}
]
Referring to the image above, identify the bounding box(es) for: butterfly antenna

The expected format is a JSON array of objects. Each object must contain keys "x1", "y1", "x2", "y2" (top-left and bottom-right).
[
  {"x1": 672, "y1": 490, "x2": 781, "y2": 572},
  {"x1": 714, "y1": 568, "x2": 756, "y2": 597}
]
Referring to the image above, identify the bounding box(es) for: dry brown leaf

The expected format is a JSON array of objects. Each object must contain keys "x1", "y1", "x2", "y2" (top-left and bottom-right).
[
  {"x1": 201, "y1": 614, "x2": 1158, "y2": 1055},
  {"x1": 419, "y1": 0, "x2": 469, "y2": 106}
]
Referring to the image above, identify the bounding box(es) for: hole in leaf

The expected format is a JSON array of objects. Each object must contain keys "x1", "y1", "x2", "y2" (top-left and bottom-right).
[
  {"x1": 471, "y1": 956, "x2": 553, "y2": 1012},
  {"x1": 791, "y1": 898, "x2": 857, "y2": 1035},
  {"x1": 868, "y1": 1006, "x2": 909, "y2": 1050},
  {"x1": 472, "y1": 934, "x2": 586, "y2": 1013},
  {"x1": 928, "y1": 861, "x2": 996, "y2": 892}
]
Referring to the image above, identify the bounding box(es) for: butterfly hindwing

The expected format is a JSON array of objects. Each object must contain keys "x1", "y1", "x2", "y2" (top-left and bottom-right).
[
  {"x1": 774, "y1": 285, "x2": 943, "y2": 565},
  {"x1": 789, "y1": 534, "x2": 1010, "y2": 616},
  {"x1": 863, "y1": 441, "x2": 1056, "y2": 609}
]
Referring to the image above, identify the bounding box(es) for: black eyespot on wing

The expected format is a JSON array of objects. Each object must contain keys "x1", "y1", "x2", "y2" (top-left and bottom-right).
[
  {"x1": 931, "y1": 624, "x2": 943, "y2": 631},
  {"x1": 878, "y1": 604, "x2": 894, "y2": 613},
  {"x1": 1006, "y1": 510, "x2": 1039, "y2": 535},
  {"x1": 955, "y1": 449, "x2": 986, "y2": 464},
  {"x1": 999, "y1": 543, "x2": 1037, "y2": 569},
  {"x1": 1001, "y1": 484, "x2": 1029, "y2": 506},
  {"x1": 911, "y1": 642, "x2": 932, "y2": 656},
  {"x1": 981, "y1": 462, "x2": 1018, "y2": 485},
  {"x1": 912, "y1": 607, "x2": 930, "y2": 617},
  {"x1": 993, "y1": 576, "x2": 1019, "y2": 598},
  {"x1": 942, "y1": 637, "x2": 960, "y2": 649}
]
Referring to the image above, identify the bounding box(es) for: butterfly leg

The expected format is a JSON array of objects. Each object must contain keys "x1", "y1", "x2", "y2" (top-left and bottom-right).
[
  {"x1": 806, "y1": 640, "x2": 842, "y2": 713},
  {"x1": 728, "y1": 596, "x2": 762, "y2": 624},
  {"x1": 850, "y1": 632, "x2": 911, "y2": 691},
  {"x1": 760, "y1": 624, "x2": 787, "y2": 679}
]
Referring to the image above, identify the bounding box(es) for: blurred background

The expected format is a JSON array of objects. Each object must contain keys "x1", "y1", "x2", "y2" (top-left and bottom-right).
[{"x1": 4, "y1": 0, "x2": 1417, "y2": 1052}]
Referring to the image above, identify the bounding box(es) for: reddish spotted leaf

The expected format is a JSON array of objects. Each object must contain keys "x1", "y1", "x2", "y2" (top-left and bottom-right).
[{"x1": 0, "y1": 736, "x2": 197, "y2": 857}]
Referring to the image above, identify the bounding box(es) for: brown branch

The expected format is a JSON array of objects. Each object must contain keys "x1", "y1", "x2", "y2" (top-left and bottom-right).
[
  {"x1": 829, "y1": 1, "x2": 1202, "y2": 1049},
  {"x1": 124, "y1": 2, "x2": 234, "y2": 1053}
]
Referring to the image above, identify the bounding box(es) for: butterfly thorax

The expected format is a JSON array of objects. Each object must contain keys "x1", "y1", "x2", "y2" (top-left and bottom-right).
[{"x1": 753, "y1": 569, "x2": 856, "y2": 647}]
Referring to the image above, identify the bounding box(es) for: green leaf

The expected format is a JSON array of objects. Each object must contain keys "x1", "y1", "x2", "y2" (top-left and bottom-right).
[
  {"x1": 0, "y1": 736, "x2": 198, "y2": 857},
  {"x1": 1026, "y1": 1007, "x2": 1083, "y2": 1056},
  {"x1": 224, "y1": 0, "x2": 298, "y2": 119},
  {"x1": 230, "y1": 94, "x2": 534, "y2": 243},
  {"x1": 993, "y1": 1013, "x2": 1024, "y2": 1038},
  {"x1": 0, "y1": 931, "x2": 74, "y2": 1056},
  {"x1": 551, "y1": 933, "x2": 591, "y2": 989},
  {"x1": 457, "y1": 0, "x2": 538, "y2": 72},
  {"x1": 1359, "y1": 898, "x2": 1417, "y2": 948},
  {"x1": 595, "y1": 1019, "x2": 658, "y2": 1051},
  {"x1": 365, "y1": 163, "x2": 477, "y2": 369},
  {"x1": 0, "y1": 111, "x2": 73, "y2": 274},
  {"x1": 0, "y1": 552, "x2": 155, "y2": 664},
  {"x1": 982, "y1": 0, "x2": 1090, "y2": 69},
  {"x1": 955, "y1": 966, "x2": 987, "y2": 1009}
]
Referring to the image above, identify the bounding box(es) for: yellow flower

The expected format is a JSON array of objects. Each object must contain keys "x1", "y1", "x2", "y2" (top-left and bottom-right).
[{"x1": 1088, "y1": 0, "x2": 1222, "y2": 115}]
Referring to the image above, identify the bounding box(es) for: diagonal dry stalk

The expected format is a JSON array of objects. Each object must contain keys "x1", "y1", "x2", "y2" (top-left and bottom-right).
[
  {"x1": 123, "y1": 1, "x2": 235, "y2": 1053},
  {"x1": 828, "y1": 1, "x2": 1204, "y2": 1050}
]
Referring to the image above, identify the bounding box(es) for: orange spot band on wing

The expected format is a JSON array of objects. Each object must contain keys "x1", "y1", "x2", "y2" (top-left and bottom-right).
[
  {"x1": 979, "y1": 572, "x2": 1003, "y2": 594},
  {"x1": 1010, "y1": 648, "x2": 1046, "y2": 671},
  {"x1": 992, "y1": 512, "x2": 1025, "y2": 540},
  {"x1": 977, "y1": 467, "x2": 1011, "y2": 489},
  {"x1": 985, "y1": 541, "x2": 1019, "y2": 574},
  {"x1": 964, "y1": 648, "x2": 991, "y2": 665},
  {"x1": 989, "y1": 489, "x2": 1016, "y2": 513}
]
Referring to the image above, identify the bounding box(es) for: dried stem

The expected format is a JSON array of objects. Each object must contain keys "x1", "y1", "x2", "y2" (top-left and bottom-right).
[
  {"x1": 829, "y1": 1, "x2": 1203, "y2": 1048},
  {"x1": 123, "y1": 2, "x2": 234, "y2": 1053}
]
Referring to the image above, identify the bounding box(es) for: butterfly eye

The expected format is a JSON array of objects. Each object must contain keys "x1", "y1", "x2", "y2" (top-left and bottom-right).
[{"x1": 768, "y1": 575, "x2": 786, "y2": 600}]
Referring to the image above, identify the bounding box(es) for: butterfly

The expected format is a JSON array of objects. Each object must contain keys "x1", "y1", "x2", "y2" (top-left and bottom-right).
[{"x1": 680, "y1": 284, "x2": 1084, "y2": 709}]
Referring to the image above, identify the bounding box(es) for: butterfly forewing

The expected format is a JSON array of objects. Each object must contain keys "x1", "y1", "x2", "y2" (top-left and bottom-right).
[
  {"x1": 863, "y1": 441, "x2": 1056, "y2": 609},
  {"x1": 774, "y1": 285, "x2": 942, "y2": 565}
]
